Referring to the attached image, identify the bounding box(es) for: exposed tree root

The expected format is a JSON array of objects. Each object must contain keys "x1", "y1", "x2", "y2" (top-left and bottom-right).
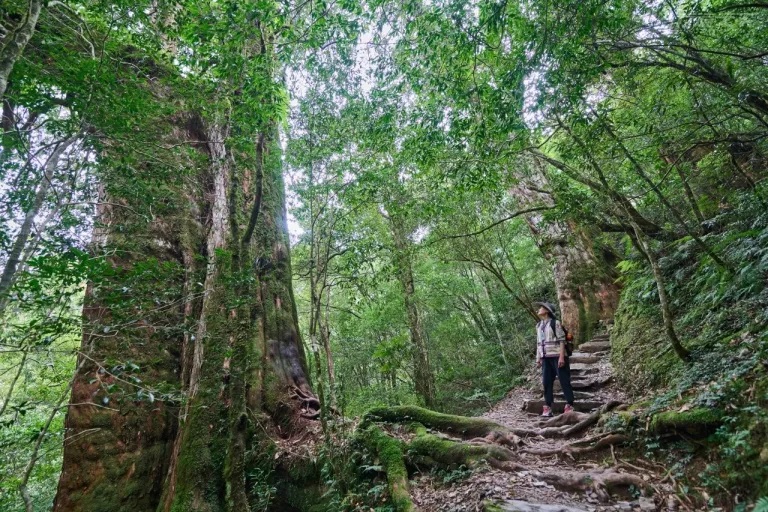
[
  {"x1": 290, "y1": 385, "x2": 322, "y2": 419},
  {"x1": 357, "y1": 407, "x2": 531, "y2": 511},
  {"x1": 537, "y1": 411, "x2": 589, "y2": 427},
  {"x1": 538, "y1": 467, "x2": 648, "y2": 502},
  {"x1": 356, "y1": 419, "x2": 526, "y2": 511},
  {"x1": 512, "y1": 400, "x2": 624, "y2": 439},
  {"x1": 355, "y1": 421, "x2": 525, "y2": 512},
  {"x1": 363, "y1": 405, "x2": 522, "y2": 447},
  {"x1": 408, "y1": 424, "x2": 526, "y2": 472},
  {"x1": 359, "y1": 425, "x2": 419, "y2": 512},
  {"x1": 521, "y1": 433, "x2": 629, "y2": 456},
  {"x1": 357, "y1": 403, "x2": 648, "y2": 510}
]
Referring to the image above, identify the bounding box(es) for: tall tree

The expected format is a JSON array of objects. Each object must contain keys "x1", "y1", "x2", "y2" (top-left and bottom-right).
[{"x1": 41, "y1": 1, "x2": 337, "y2": 509}]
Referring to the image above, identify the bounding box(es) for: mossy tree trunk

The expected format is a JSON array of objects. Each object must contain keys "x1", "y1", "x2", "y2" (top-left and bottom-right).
[
  {"x1": 52, "y1": 115, "x2": 200, "y2": 511},
  {"x1": 550, "y1": 224, "x2": 620, "y2": 342},
  {"x1": 53, "y1": 117, "x2": 318, "y2": 512}
]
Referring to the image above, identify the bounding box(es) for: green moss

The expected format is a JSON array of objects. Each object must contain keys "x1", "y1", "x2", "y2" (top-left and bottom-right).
[
  {"x1": 616, "y1": 411, "x2": 636, "y2": 426},
  {"x1": 408, "y1": 428, "x2": 510, "y2": 468},
  {"x1": 650, "y1": 408, "x2": 723, "y2": 437},
  {"x1": 360, "y1": 425, "x2": 414, "y2": 512},
  {"x1": 363, "y1": 405, "x2": 508, "y2": 439},
  {"x1": 165, "y1": 262, "x2": 249, "y2": 512},
  {"x1": 285, "y1": 458, "x2": 321, "y2": 483},
  {"x1": 576, "y1": 296, "x2": 590, "y2": 344},
  {"x1": 72, "y1": 487, "x2": 127, "y2": 512},
  {"x1": 627, "y1": 399, "x2": 652, "y2": 412},
  {"x1": 599, "y1": 410, "x2": 638, "y2": 431},
  {"x1": 90, "y1": 411, "x2": 114, "y2": 428}
]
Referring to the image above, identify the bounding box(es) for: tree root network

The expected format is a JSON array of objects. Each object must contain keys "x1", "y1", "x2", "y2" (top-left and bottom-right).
[{"x1": 357, "y1": 403, "x2": 647, "y2": 512}]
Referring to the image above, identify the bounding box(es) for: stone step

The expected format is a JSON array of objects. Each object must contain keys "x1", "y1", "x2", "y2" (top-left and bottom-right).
[
  {"x1": 570, "y1": 351, "x2": 599, "y2": 357},
  {"x1": 558, "y1": 380, "x2": 591, "y2": 391},
  {"x1": 539, "y1": 378, "x2": 593, "y2": 392},
  {"x1": 578, "y1": 341, "x2": 611, "y2": 353},
  {"x1": 538, "y1": 377, "x2": 588, "y2": 389},
  {"x1": 523, "y1": 399, "x2": 605, "y2": 414},
  {"x1": 561, "y1": 375, "x2": 613, "y2": 391},
  {"x1": 540, "y1": 381, "x2": 595, "y2": 394},
  {"x1": 568, "y1": 353, "x2": 601, "y2": 364},
  {"x1": 568, "y1": 363, "x2": 600, "y2": 374},
  {"x1": 540, "y1": 390, "x2": 594, "y2": 401},
  {"x1": 484, "y1": 500, "x2": 589, "y2": 512}
]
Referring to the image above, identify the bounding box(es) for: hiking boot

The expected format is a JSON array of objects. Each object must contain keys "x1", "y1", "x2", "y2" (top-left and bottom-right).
[
  {"x1": 541, "y1": 405, "x2": 553, "y2": 417},
  {"x1": 564, "y1": 404, "x2": 574, "y2": 414}
]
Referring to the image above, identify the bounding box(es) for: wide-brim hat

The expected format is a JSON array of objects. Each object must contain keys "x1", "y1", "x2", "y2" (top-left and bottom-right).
[{"x1": 533, "y1": 301, "x2": 557, "y2": 316}]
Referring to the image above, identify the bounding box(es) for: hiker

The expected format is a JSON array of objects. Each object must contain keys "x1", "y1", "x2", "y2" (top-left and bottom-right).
[{"x1": 534, "y1": 301, "x2": 575, "y2": 417}]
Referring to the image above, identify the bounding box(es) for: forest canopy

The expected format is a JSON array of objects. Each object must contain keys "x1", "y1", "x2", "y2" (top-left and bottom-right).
[{"x1": 1, "y1": 0, "x2": 767, "y2": 510}]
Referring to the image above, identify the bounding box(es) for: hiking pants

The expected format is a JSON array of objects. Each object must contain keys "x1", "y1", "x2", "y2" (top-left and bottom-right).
[{"x1": 542, "y1": 357, "x2": 574, "y2": 407}]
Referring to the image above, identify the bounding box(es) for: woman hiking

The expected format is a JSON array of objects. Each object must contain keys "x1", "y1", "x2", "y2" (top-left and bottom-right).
[{"x1": 534, "y1": 301, "x2": 575, "y2": 417}]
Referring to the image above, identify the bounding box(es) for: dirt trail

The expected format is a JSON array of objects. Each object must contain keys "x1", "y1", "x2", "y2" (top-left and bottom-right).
[{"x1": 409, "y1": 332, "x2": 673, "y2": 512}]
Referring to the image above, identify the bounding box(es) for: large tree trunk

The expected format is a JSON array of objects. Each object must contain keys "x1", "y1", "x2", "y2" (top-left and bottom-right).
[
  {"x1": 549, "y1": 225, "x2": 620, "y2": 342},
  {"x1": 511, "y1": 160, "x2": 620, "y2": 343},
  {"x1": 52, "y1": 166, "x2": 186, "y2": 512},
  {"x1": 53, "y1": 112, "x2": 318, "y2": 511}
]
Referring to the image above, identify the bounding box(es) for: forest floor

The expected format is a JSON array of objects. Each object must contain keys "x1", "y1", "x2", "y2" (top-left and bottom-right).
[{"x1": 407, "y1": 334, "x2": 679, "y2": 512}]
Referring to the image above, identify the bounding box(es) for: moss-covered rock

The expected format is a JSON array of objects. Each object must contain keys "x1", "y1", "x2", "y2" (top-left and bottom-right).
[{"x1": 650, "y1": 408, "x2": 723, "y2": 438}]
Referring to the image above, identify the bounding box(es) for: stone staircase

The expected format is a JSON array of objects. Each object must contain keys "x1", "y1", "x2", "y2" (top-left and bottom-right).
[{"x1": 523, "y1": 333, "x2": 613, "y2": 415}]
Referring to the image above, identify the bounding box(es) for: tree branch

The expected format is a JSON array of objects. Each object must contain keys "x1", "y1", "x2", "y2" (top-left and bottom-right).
[{"x1": 435, "y1": 207, "x2": 553, "y2": 242}]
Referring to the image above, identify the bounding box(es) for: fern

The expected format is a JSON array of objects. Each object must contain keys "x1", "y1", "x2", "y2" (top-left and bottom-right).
[{"x1": 755, "y1": 496, "x2": 768, "y2": 512}]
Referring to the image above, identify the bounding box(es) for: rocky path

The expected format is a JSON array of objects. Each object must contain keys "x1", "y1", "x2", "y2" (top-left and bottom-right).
[{"x1": 409, "y1": 332, "x2": 668, "y2": 512}]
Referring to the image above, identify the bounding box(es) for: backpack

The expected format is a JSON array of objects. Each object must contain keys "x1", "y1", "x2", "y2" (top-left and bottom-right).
[{"x1": 550, "y1": 318, "x2": 574, "y2": 357}]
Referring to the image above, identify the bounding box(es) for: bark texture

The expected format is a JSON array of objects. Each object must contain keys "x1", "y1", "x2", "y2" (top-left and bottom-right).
[
  {"x1": 52, "y1": 179, "x2": 183, "y2": 512},
  {"x1": 53, "y1": 112, "x2": 317, "y2": 511}
]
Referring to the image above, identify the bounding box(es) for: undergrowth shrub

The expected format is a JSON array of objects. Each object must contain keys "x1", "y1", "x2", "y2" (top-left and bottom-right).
[{"x1": 612, "y1": 189, "x2": 768, "y2": 503}]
